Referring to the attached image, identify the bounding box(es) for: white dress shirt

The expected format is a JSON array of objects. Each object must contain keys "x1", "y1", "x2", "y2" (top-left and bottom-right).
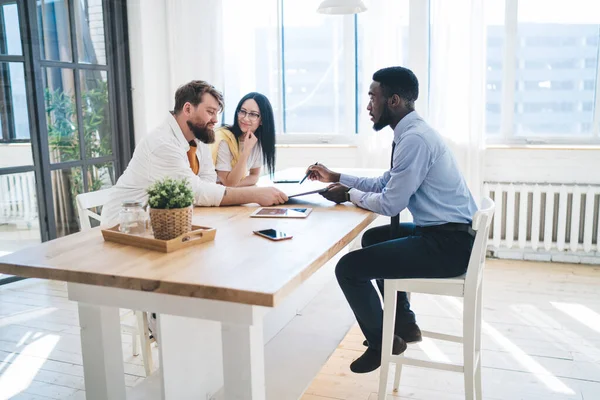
[
  {"x1": 340, "y1": 111, "x2": 477, "y2": 226},
  {"x1": 100, "y1": 113, "x2": 226, "y2": 228}
]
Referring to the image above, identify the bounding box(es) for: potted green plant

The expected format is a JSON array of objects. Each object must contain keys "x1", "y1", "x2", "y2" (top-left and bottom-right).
[{"x1": 146, "y1": 177, "x2": 194, "y2": 240}]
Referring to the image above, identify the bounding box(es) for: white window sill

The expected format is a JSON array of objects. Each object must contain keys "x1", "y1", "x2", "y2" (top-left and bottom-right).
[
  {"x1": 486, "y1": 144, "x2": 600, "y2": 151},
  {"x1": 276, "y1": 133, "x2": 358, "y2": 147}
]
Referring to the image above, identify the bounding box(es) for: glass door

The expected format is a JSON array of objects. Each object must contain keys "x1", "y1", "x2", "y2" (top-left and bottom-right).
[
  {"x1": 0, "y1": 0, "x2": 43, "y2": 264},
  {"x1": 36, "y1": 0, "x2": 117, "y2": 237}
]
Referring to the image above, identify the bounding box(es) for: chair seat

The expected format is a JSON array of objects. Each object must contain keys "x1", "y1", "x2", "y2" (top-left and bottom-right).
[{"x1": 390, "y1": 274, "x2": 466, "y2": 297}]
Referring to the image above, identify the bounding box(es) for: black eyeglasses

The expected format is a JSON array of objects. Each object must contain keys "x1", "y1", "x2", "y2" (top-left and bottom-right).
[{"x1": 238, "y1": 109, "x2": 261, "y2": 122}]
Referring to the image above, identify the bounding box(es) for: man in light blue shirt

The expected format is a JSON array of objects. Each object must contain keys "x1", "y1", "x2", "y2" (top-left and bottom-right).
[{"x1": 306, "y1": 66, "x2": 478, "y2": 373}]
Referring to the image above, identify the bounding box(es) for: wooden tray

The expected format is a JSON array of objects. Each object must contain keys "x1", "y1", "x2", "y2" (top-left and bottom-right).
[{"x1": 101, "y1": 225, "x2": 216, "y2": 253}]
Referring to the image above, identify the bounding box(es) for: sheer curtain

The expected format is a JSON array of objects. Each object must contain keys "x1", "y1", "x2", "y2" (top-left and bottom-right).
[
  {"x1": 428, "y1": 0, "x2": 487, "y2": 200},
  {"x1": 164, "y1": 0, "x2": 224, "y2": 98},
  {"x1": 355, "y1": 0, "x2": 410, "y2": 169}
]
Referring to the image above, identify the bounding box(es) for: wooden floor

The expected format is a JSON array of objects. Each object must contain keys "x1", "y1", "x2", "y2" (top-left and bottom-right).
[
  {"x1": 301, "y1": 259, "x2": 600, "y2": 400},
  {"x1": 0, "y1": 279, "x2": 159, "y2": 399},
  {"x1": 0, "y1": 259, "x2": 599, "y2": 399}
]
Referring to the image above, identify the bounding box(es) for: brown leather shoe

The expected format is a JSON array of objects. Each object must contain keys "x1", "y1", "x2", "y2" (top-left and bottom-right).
[{"x1": 363, "y1": 323, "x2": 422, "y2": 347}]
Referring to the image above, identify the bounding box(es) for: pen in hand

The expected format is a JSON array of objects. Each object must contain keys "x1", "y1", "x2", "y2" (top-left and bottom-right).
[{"x1": 299, "y1": 162, "x2": 319, "y2": 184}]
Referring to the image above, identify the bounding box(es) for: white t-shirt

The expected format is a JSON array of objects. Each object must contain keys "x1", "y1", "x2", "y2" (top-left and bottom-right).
[
  {"x1": 215, "y1": 140, "x2": 263, "y2": 173},
  {"x1": 100, "y1": 113, "x2": 225, "y2": 228}
]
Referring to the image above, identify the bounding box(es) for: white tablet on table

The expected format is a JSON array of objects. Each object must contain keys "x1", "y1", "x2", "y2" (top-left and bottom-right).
[{"x1": 250, "y1": 207, "x2": 313, "y2": 218}]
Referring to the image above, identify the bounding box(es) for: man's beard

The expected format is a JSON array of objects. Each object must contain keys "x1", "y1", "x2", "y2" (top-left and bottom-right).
[
  {"x1": 187, "y1": 120, "x2": 215, "y2": 144},
  {"x1": 372, "y1": 105, "x2": 391, "y2": 131}
]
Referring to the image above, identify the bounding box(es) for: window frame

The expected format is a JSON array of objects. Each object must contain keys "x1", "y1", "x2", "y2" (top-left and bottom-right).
[
  {"x1": 0, "y1": 0, "x2": 29, "y2": 143},
  {"x1": 488, "y1": 0, "x2": 600, "y2": 146},
  {"x1": 274, "y1": 0, "x2": 359, "y2": 144},
  {"x1": 271, "y1": 0, "x2": 426, "y2": 145}
]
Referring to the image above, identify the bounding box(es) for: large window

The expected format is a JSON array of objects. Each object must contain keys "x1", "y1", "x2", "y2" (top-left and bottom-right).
[
  {"x1": 221, "y1": 0, "x2": 408, "y2": 140},
  {"x1": 486, "y1": 0, "x2": 600, "y2": 143},
  {"x1": 0, "y1": 0, "x2": 132, "y2": 279}
]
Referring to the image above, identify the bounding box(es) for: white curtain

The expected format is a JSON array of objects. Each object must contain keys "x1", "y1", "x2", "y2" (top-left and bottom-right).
[
  {"x1": 355, "y1": 0, "x2": 410, "y2": 169},
  {"x1": 428, "y1": 0, "x2": 486, "y2": 201},
  {"x1": 165, "y1": 0, "x2": 224, "y2": 96},
  {"x1": 127, "y1": 0, "x2": 225, "y2": 142}
]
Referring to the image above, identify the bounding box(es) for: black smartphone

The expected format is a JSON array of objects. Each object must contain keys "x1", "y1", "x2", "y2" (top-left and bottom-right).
[{"x1": 253, "y1": 229, "x2": 293, "y2": 241}]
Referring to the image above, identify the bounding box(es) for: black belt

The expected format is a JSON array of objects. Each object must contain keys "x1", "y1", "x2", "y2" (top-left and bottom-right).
[{"x1": 416, "y1": 222, "x2": 475, "y2": 237}]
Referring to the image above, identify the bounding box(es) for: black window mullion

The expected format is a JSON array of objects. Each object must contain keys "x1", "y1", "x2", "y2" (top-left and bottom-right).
[
  {"x1": 102, "y1": 1, "x2": 118, "y2": 175},
  {"x1": 65, "y1": 0, "x2": 87, "y2": 193},
  {"x1": 104, "y1": 0, "x2": 133, "y2": 175},
  {"x1": 38, "y1": 59, "x2": 108, "y2": 70},
  {"x1": 24, "y1": 0, "x2": 55, "y2": 240},
  {"x1": 0, "y1": 62, "x2": 14, "y2": 141},
  {"x1": 0, "y1": 4, "x2": 6, "y2": 54},
  {"x1": 0, "y1": 165, "x2": 35, "y2": 175},
  {"x1": 48, "y1": 155, "x2": 115, "y2": 171},
  {"x1": 0, "y1": 54, "x2": 25, "y2": 62}
]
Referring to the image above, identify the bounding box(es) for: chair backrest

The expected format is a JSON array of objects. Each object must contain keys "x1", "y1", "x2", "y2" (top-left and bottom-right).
[
  {"x1": 464, "y1": 197, "x2": 495, "y2": 292},
  {"x1": 75, "y1": 188, "x2": 115, "y2": 231}
]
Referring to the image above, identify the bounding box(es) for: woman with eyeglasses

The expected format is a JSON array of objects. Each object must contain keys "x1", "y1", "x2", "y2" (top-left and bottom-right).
[{"x1": 211, "y1": 92, "x2": 276, "y2": 187}]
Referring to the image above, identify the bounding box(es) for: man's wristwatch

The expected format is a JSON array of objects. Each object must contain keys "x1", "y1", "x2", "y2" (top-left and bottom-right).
[{"x1": 344, "y1": 188, "x2": 351, "y2": 202}]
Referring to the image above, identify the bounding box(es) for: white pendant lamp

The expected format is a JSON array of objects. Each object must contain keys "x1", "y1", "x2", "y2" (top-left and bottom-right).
[{"x1": 317, "y1": 0, "x2": 367, "y2": 15}]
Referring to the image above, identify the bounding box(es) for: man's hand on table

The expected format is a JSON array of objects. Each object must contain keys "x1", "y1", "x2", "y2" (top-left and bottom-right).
[{"x1": 321, "y1": 183, "x2": 351, "y2": 204}]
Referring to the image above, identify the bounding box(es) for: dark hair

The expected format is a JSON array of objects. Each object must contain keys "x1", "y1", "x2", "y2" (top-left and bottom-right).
[
  {"x1": 228, "y1": 92, "x2": 276, "y2": 177},
  {"x1": 173, "y1": 80, "x2": 224, "y2": 114},
  {"x1": 372, "y1": 67, "x2": 419, "y2": 108}
]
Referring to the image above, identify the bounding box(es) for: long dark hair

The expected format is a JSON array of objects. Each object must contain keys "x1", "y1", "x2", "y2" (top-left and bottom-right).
[{"x1": 228, "y1": 92, "x2": 276, "y2": 177}]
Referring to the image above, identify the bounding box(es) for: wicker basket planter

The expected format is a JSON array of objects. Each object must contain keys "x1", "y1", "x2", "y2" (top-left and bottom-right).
[{"x1": 149, "y1": 206, "x2": 193, "y2": 240}]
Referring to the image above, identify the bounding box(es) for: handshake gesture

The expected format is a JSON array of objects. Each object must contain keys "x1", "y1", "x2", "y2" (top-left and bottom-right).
[{"x1": 304, "y1": 164, "x2": 350, "y2": 204}]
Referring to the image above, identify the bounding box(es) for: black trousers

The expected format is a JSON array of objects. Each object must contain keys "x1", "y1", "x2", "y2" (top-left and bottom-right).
[{"x1": 335, "y1": 223, "x2": 474, "y2": 349}]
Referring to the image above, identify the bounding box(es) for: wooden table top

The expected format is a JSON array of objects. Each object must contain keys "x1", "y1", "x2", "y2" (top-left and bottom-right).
[{"x1": 0, "y1": 171, "x2": 379, "y2": 307}]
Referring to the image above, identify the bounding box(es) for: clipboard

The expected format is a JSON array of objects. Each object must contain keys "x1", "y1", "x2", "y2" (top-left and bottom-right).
[{"x1": 288, "y1": 187, "x2": 329, "y2": 198}]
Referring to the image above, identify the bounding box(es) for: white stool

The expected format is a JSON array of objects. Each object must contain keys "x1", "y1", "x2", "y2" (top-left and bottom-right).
[{"x1": 378, "y1": 197, "x2": 495, "y2": 400}]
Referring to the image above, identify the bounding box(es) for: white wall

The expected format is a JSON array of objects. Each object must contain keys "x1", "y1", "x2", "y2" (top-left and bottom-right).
[{"x1": 484, "y1": 147, "x2": 600, "y2": 184}]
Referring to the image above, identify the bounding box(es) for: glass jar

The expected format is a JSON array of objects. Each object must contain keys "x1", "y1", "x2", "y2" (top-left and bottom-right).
[{"x1": 118, "y1": 201, "x2": 147, "y2": 235}]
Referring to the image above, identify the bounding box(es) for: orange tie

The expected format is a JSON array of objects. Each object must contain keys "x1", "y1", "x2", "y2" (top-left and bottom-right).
[{"x1": 187, "y1": 141, "x2": 199, "y2": 175}]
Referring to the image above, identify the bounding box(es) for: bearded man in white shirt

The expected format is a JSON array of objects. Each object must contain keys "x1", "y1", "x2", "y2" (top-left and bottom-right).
[{"x1": 101, "y1": 80, "x2": 288, "y2": 228}]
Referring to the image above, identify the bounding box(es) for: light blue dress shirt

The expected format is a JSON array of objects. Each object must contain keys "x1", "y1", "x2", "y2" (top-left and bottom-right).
[{"x1": 340, "y1": 111, "x2": 478, "y2": 227}]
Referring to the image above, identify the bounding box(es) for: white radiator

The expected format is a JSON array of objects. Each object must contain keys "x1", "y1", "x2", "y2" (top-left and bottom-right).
[
  {"x1": 0, "y1": 173, "x2": 38, "y2": 225},
  {"x1": 483, "y1": 182, "x2": 600, "y2": 264}
]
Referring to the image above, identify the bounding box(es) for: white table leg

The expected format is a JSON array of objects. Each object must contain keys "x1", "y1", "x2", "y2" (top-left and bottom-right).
[
  {"x1": 221, "y1": 322, "x2": 266, "y2": 400},
  {"x1": 77, "y1": 303, "x2": 126, "y2": 400},
  {"x1": 158, "y1": 314, "x2": 223, "y2": 399}
]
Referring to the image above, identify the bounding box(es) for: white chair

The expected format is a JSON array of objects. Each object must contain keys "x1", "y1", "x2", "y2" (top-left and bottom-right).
[
  {"x1": 75, "y1": 189, "x2": 155, "y2": 376},
  {"x1": 378, "y1": 197, "x2": 495, "y2": 400}
]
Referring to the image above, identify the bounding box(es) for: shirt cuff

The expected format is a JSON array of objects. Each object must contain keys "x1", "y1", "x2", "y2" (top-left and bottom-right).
[
  {"x1": 348, "y1": 188, "x2": 365, "y2": 206},
  {"x1": 339, "y1": 174, "x2": 358, "y2": 187},
  {"x1": 195, "y1": 183, "x2": 226, "y2": 207}
]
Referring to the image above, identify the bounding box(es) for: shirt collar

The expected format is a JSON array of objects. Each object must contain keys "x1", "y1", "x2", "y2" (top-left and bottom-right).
[
  {"x1": 166, "y1": 112, "x2": 193, "y2": 151},
  {"x1": 393, "y1": 111, "x2": 420, "y2": 144}
]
